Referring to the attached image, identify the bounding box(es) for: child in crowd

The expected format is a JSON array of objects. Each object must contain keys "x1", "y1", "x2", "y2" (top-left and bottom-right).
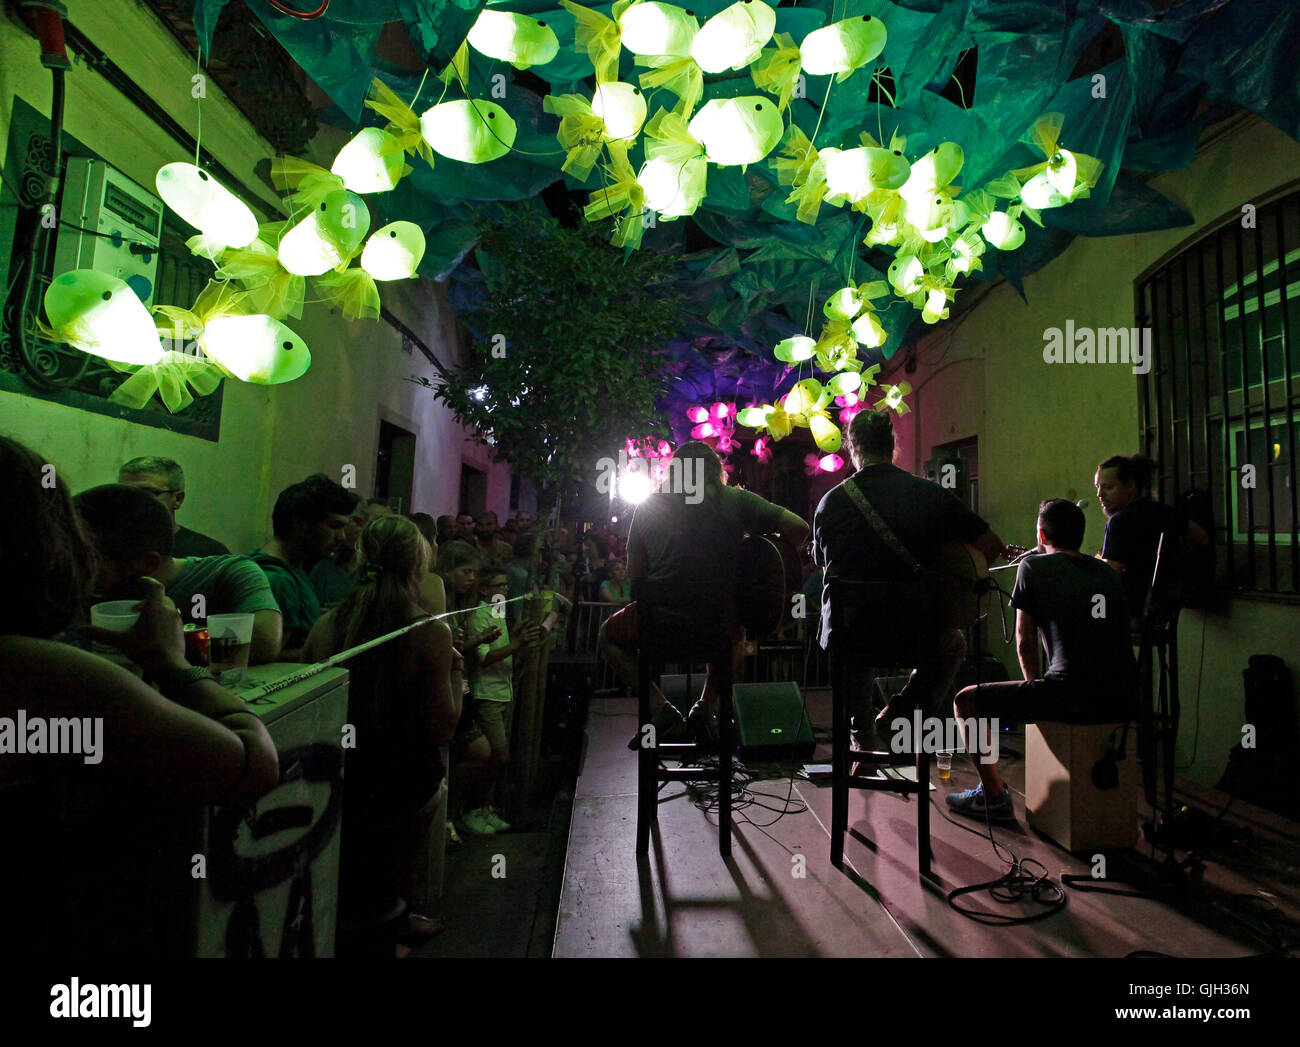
[
  {"x1": 598, "y1": 559, "x2": 631, "y2": 606},
  {"x1": 436, "y1": 542, "x2": 498, "y2": 837},
  {"x1": 467, "y1": 568, "x2": 542, "y2": 834}
]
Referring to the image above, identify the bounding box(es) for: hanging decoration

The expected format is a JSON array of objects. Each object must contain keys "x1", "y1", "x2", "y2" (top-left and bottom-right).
[{"x1": 45, "y1": 4, "x2": 1119, "y2": 430}]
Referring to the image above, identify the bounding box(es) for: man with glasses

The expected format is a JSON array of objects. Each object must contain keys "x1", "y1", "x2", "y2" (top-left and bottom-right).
[{"x1": 119, "y1": 456, "x2": 229, "y2": 559}]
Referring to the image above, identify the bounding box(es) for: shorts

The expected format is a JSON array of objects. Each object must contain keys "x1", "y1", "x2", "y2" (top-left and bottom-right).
[
  {"x1": 474, "y1": 699, "x2": 513, "y2": 753},
  {"x1": 963, "y1": 677, "x2": 1136, "y2": 725},
  {"x1": 602, "y1": 601, "x2": 745, "y2": 649},
  {"x1": 449, "y1": 720, "x2": 484, "y2": 762}
]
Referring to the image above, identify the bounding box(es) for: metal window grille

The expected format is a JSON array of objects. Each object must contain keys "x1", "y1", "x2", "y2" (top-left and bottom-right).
[{"x1": 1137, "y1": 186, "x2": 1300, "y2": 595}]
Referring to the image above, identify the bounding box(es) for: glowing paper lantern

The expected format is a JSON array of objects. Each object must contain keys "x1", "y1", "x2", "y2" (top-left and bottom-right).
[
  {"x1": 200, "y1": 314, "x2": 311, "y2": 384},
  {"x1": 982, "y1": 211, "x2": 1026, "y2": 250},
  {"x1": 818, "y1": 453, "x2": 845, "y2": 472},
  {"x1": 360, "y1": 221, "x2": 426, "y2": 280},
  {"x1": 619, "y1": 2, "x2": 698, "y2": 57},
  {"x1": 155, "y1": 163, "x2": 258, "y2": 251},
  {"x1": 688, "y1": 96, "x2": 783, "y2": 166},
  {"x1": 420, "y1": 100, "x2": 517, "y2": 163},
  {"x1": 43, "y1": 270, "x2": 164, "y2": 366},
  {"x1": 822, "y1": 146, "x2": 910, "y2": 202},
  {"x1": 850, "y1": 310, "x2": 886, "y2": 348},
  {"x1": 921, "y1": 287, "x2": 950, "y2": 324},
  {"x1": 686, "y1": 405, "x2": 709, "y2": 422},
  {"x1": 691, "y1": 422, "x2": 719, "y2": 439},
  {"x1": 466, "y1": 10, "x2": 559, "y2": 69},
  {"x1": 1019, "y1": 168, "x2": 1071, "y2": 210},
  {"x1": 783, "y1": 378, "x2": 824, "y2": 418},
  {"x1": 809, "y1": 412, "x2": 842, "y2": 452},
  {"x1": 691, "y1": 0, "x2": 775, "y2": 74},
  {"x1": 591, "y1": 82, "x2": 648, "y2": 141},
  {"x1": 277, "y1": 190, "x2": 370, "y2": 277},
  {"x1": 887, "y1": 254, "x2": 924, "y2": 295},
  {"x1": 331, "y1": 127, "x2": 408, "y2": 194},
  {"x1": 799, "y1": 15, "x2": 886, "y2": 78},
  {"x1": 827, "y1": 371, "x2": 862, "y2": 396},
  {"x1": 711, "y1": 402, "x2": 731, "y2": 420},
  {"x1": 638, "y1": 156, "x2": 707, "y2": 218},
  {"x1": 824, "y1": 286, "x2": 864, "y2": 320},
  {"x1": 774, "y1": 335, "x2": 817, "y2": 362},
  {"x1": 736, "y1": 406, "x2": 771, "y2": 427}
]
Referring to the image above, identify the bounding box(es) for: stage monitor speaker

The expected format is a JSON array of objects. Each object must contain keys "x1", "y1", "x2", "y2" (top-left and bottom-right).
[{"x1": 734, "y1": 682, "x2": 816, "y2": 759}]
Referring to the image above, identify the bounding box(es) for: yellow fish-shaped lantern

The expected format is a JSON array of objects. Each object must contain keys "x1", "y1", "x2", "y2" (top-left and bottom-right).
[
  {"x1": 888, "y1": 253, "x2": 925, "y2": 296},
  {"x1": 200, "y1": 314, "x2": 311, "y2": 384},
  {"x1": 360, "y1": 221, "x2": 426, "y2": 281},
  {"x1": 1012, "y1": 113, "x2": 1103, "y2": 209},
  {"x1": 591, "y1": 82, "x2": 648, "y2": 141},
  {"x1": 331, "y1": 127, "x2": 411, "y2": 194},
  {"x1": 691, "y1": 0, "x2": 776, "y2": 74},
  {"x1": 420, "y1": 99, "x2": 517, "y2": 164},
  {"x1": 900, "y1": 141, "x2": 963, "y2": 237},
  {"x1": 827, "y1": 371, "x2": 863, "y2": 397},
  {"x1": 824, "y1": 286, "x2": 864, "y2": 321},
  {"x1": 799, "y1": 14, "x2": 887, "y2": 80},
  {"x1": 466, "y1": 9, "x2": 560, "y2": 69},
  {"x1": 809, "y1": 412, "x2": 842, "y2": 453},
  {"x1": 42, "y1": 270, "x2": 164, "y2": 366},
  {"x1": 277, "y1": 189, "x2": 371, "y2": 277},
  {"x1": 773, "y1": 334, "x2": 817, "y2": 363},
  {"x1": 155, "y1": 162, "x2": 258, "y2": 255},
  {"x1": 619, "y1": 2, "x2": 699, "y2": 58},
  {"x1": 981, "y1": 210, "x2": 1026, "y2": 250},
  {"x1": 689, "y1": 96, "x2": 784, "y2": 166},
  {"x1": 638, "y1": 156, "x2": 707, "y2": 218},
  {"x1": 850, "y1": 309, "x2": 886, "y2": 349},
  {"x1": 822, "y1": 146, "x2": 910, "y2": 204}
]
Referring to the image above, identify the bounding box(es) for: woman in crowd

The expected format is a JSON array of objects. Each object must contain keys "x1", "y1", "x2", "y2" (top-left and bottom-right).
[
  {"x1": 303, "y1": 514, "x2": 461, "y2": 954},
  {"x1": 599, "y1": 559, "x2": 632, "y2": 607},
  {"x1": 436, "y1": 541, "x2": 501, "y2": 836},
  {"x1": 0, "y1": 434, "x2": 280, "y2": 955},
  {"x1": 580, "y1": 533, "x2": 610, "y2": 601}
]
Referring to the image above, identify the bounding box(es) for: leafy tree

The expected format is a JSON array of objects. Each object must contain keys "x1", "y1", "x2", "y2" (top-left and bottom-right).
[{"x1": 420, "y1": 206, "x2": 681, "y2": 524}]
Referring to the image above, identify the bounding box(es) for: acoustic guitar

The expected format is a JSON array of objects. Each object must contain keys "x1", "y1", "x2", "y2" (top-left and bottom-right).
[{"x1": 736, "y1": 532, "x2": 804, "y2": 637}]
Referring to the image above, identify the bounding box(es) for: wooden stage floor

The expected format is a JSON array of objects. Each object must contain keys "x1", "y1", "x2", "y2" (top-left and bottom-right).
[{"x1": 553, "y1": 692, "x2": 1300, "y2": 958}]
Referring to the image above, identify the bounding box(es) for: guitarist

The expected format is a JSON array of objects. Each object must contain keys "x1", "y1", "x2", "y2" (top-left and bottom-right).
[
  {"x1": 599, "y1": 440, "x2": 809, "y2": 747},
  {"x1": 812, "y1": 409, "x2": 1007, "y2": 735}
]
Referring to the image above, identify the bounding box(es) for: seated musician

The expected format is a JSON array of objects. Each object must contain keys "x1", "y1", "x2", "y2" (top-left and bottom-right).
[
  {"x1": 812, "y1": 409, "x2": 1006, "y2": 735},
  {"x1": 599, "y1": 441, "x2": 809, "y2": 748},
  {"x1": 1095, "y1": 454, "x2": 1209, "y2": 623},
  {"x1": 946, "y1": 499, "x2": 1138, "y2": 821}
]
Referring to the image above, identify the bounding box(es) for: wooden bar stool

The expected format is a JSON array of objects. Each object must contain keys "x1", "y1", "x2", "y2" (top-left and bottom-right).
[
  {"x1": 633, "y1": 581, "x2": 736, "y2": 858},
  {"x1": 827, "y1": 575, "x2": 937, "y2": 877}
]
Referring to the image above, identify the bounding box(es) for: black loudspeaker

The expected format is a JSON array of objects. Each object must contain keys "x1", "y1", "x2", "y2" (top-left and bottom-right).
[{"x1": 733, "y1": 682, "x2": 816, "y2": 759}]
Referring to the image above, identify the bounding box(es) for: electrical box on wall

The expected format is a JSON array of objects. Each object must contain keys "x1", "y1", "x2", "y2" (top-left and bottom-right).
[{"x1": 52, "y1": 157, "x2": 162, "y2": 308}]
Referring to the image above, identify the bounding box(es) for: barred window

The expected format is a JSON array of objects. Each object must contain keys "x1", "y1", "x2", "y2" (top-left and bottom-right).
[{"x1": 1137, "y1": 185, "x2": 1300, "y2": 596}]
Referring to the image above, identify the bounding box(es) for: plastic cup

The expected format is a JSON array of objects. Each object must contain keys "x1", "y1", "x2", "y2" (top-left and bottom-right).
[
  {"x1": 89, "y1": 600, "x2": 142, "y2": 675},
  {"x1": 937, "y1": 750, "x2": 954, "y2": 781},
  {"x1": 207, "y1": 613, "x2": 255, "y2": 683}
]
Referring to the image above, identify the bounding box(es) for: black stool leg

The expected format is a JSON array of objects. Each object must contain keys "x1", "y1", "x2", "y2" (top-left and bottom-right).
[
  {"x1": 718, "y1": 657, "x2": 733, "y2": 859},
  {"x1": 916, "y1": 747, "x2": 931, "y2": 877},
  {"x1": 830, "y1": 653, "x2": 848, "y2": 867},
  {"x1": 636, "y1": 650, "x2": 653, "y2": 855}
]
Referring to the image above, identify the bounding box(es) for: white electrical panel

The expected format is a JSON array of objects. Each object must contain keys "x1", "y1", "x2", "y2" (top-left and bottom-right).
[{"x1": 52, "y1": 157, "x2": 163, "y2": 308}]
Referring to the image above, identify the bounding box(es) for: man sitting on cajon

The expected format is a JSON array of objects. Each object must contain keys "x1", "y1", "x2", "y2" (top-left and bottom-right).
[{"x1": 946, "y1": 499, "x2": 1138, "y2": 821}]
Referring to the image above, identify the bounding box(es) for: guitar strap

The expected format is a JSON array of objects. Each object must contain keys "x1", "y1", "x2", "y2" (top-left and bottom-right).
[{"x1": 842, "y1": 478, "x2": 924, "y2": 575}]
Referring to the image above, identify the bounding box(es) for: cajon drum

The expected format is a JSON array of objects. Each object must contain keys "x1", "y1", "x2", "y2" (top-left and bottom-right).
[{"x1": 1025, "y1": 721, "x2": 1138, "y2": 852}]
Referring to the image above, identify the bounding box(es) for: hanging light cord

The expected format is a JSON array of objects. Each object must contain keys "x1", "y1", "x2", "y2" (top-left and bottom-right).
[{"x1": 265, "y1": 0, "x2": 331, "y2": 19}]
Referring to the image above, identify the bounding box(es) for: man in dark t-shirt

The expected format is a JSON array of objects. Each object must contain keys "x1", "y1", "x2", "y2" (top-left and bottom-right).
[
  {"x1": 119, "y1": 456, "x2": 230, "y2": 559},
  {"x1": 599, "y1": 441, "x2": 809, "y2": 745},
  {"x1": 813, "y1": 410, "x2": 1005, "y2": 731},
  {"x1": 946, "y1": 499, "x2": 1138, "y2": 821},
  {"x1": 1095, "y1": 454, "x2": 1209, "y2": 621}
]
